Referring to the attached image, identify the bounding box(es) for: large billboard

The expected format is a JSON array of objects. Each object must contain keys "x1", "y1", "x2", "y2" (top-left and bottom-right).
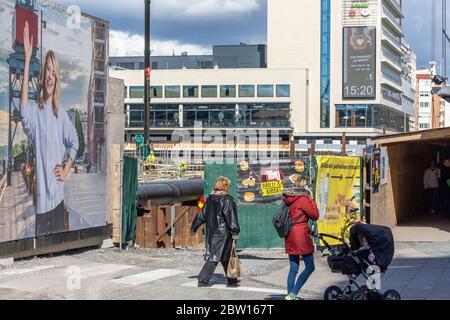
[
  {"x1": 315, "y1": 156, "x2": 361, "y2": 246},
  {"x1": 0, "y1": 0, "x2": 108, "y2": 243},
  {"x1": 343, "y1": 26, "x2": 376, "y2": 99},
  {"x1": 237, "y1": 159, "x2": 311, "y2": 205}
]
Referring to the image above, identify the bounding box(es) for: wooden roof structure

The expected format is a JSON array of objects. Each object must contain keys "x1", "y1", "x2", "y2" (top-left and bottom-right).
[{"x1": 368, "y1": 127, "x2": 450, "y2": 146}]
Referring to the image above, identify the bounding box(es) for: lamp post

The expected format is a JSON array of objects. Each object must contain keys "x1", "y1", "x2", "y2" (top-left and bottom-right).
[{"x1": 144, "y1": 0, "x2": 151, "y2": 146}]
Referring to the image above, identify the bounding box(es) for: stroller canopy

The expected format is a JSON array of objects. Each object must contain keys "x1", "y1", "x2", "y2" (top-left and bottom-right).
[{"x1": 349, "y1": 224, "x2": 395, "y2": 272}]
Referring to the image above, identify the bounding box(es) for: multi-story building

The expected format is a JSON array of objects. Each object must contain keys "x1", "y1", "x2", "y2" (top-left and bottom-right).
[
  {"x1": 109, "y1": 44, "x2": 267, "y2": 70},
  {"x1": 415, "y1": 68, "x2": 433, "y2": 130},
  {"x1": 110, "y1": 0, "x2": 409, "y2": 160},
  {"x1": 414, "y1": 62, "x2": 450, "y2": 131}
]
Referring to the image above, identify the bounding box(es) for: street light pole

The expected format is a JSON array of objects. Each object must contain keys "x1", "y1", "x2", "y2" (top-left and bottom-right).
[{"x1": 144, "y1": 0, "x2": 151, "y2": 146}]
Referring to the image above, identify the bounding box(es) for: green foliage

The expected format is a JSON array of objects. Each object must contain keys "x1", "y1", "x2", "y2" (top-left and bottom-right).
[{"x1": 68, "y1": 109, "x2": 85, "y2": 161}]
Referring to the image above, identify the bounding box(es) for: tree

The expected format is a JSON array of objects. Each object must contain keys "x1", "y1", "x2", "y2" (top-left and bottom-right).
[{"x1": 68, "y1": 109, "x2": 85, "y2": 161}]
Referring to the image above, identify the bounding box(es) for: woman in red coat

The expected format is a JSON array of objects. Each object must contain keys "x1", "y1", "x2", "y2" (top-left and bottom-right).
[{"x1": 283, "y1": 176, "x2": 320, "y2": 300}]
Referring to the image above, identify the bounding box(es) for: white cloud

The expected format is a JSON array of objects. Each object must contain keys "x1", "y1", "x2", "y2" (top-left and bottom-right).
[
  {"x1": 58, "y1": 0, "x2": 262, "y2": 20},
  {"x1": 109, "y1": 30, "x2": 211, "y2": 56}
]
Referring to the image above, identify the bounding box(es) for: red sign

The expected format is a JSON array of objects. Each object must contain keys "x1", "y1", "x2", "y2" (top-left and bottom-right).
[{"x1": 14, "y1": 7, "x2": 39, "y2": 49}]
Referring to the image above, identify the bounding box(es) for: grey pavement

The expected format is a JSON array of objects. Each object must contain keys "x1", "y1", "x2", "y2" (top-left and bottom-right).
[
  {"x1": 0, "y1": 172, "x2": 34, "y2": 242},
  {"x1": 64, "y1": 170, "x2": 107, "y2": 230},
  {"x1": 253, "y1": 241, "x2": 450, "y2": 300}
]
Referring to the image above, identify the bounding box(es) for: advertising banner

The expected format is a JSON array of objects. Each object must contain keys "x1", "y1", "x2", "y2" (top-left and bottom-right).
[
  {"x1": 0, "y1": 0, "x2": 108, "y2": 243},
  {"x1": 315, "y1": 156, "x2": 361, "y2": 246},
  {"x1": 380, "y1": 146, "x2": 389, "y2": 186},
  {"x1": 237, "y1": 159, "x2": 310, "y2": 205},
  {"x1": 343, "y1": 26, "x2": 376, "y2": 99},
  {"x1": 372, "y1": 148, "x2": 381, "y2": 193}
]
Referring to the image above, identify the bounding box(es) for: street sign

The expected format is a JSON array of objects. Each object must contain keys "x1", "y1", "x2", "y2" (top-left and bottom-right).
[{"x1": 135, "y1": 134, "x2": 144, "y2": 145}]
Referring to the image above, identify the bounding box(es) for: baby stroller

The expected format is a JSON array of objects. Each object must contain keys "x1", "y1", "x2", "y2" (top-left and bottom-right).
[{"x1": 319, "y1": 224, "x2": 401, "y2": 300}]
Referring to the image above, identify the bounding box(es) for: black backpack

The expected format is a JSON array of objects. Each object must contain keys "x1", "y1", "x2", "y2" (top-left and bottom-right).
[{"x1": 272, "y1": 204, "x2": 304, "y2": 238}]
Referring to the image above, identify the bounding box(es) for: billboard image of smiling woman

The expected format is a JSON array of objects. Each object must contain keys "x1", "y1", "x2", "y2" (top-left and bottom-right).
[{"x1": 0, "y1": 0, "x2": 109, "y2": 244}]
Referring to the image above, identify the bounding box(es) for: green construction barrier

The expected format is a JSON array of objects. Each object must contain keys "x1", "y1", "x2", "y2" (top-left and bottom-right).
[
  {"x1": 204, "y1": 161, "x2": 291, "y2": 248},
  {"x1": 122, "y1": 156, "x2": 138, "y2": 244}
]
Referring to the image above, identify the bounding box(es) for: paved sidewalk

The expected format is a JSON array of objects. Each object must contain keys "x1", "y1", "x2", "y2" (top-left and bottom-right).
[{"x1": 252, "y1": 242, "x2": 450, "y2": 300}]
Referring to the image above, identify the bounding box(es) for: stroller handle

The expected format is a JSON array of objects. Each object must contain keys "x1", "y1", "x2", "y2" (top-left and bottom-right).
[{"x1": 317, "y1": 233, "x2": 344, "y2": 242}]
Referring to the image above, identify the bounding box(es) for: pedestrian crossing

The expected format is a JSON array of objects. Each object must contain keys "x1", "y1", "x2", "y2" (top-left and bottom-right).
[
  {"x1": 110, "y1": 269, "x2": 186, "y2": 286},
  {"x1": 0, "y1": 262, "x2": 285, "y2": 297}
]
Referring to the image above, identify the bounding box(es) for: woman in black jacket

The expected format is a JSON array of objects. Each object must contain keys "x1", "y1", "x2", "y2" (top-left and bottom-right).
[{"x1": 191, "y1": 176, "x2": 240, "y2": 287}]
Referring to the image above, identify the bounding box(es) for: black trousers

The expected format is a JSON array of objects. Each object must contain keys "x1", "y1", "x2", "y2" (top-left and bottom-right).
[
  {"x1": 198, "y1": 260, "x2": 238, "y2": 284},
  {"x1": 35, "y1": 201, "x2": 66, "y2": 237}
]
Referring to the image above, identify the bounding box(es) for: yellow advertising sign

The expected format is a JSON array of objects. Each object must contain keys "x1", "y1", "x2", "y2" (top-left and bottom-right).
[
  {"x1": 261, "y1": 181, "x2": 284, "y2": 197},
  {"x1": 315, "y1": 156, "x2": 361, "y2": 246}
]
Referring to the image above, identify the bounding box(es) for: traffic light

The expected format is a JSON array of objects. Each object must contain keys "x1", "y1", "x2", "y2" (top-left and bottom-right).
[{"x1": 145, "y1": 66, "x2": 151, "y2": 81}]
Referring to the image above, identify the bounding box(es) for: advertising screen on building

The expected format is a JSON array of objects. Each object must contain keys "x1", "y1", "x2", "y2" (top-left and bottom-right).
[
  {"x1": 343, "y1": 26, "x2": 376, "y2": 99},
  {"x1": 237, "y1": 159, "x2": 311, "y2": 205},
  {"x1": 0, "y1": 0, "x2": 108, "y2": 243}
]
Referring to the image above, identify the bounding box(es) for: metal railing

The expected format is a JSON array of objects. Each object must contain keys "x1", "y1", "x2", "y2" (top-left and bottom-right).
[
  {"x1": 382, "y1": 26, "x2": 402, "y2": 48},
  {"x1": 382, "y1": 48, "x2": 402, "y2": 68}
]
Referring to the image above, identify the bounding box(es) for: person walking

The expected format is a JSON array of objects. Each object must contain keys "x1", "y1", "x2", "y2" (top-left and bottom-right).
[
  {"x1": 423, "y1": 161, "x2": 440, "y2": 215},
  {"x1": 283, "y1": 176, "x2": 319, "y2": 300},
  {"x1": 191, "y1": 176, "x2": 240, "y2": 287}
]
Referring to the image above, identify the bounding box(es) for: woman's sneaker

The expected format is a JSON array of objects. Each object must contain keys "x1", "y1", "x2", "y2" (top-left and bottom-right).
[{"x1": 284, "y1": 294, "x2": 300, "y2": 301}]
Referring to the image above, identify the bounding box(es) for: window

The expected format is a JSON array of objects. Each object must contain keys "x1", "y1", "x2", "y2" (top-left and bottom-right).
[
  {"x1": 420, "y1": 123, "x2": 430, "y2": 129},
  {"x1": 220, "y1": 85, "x2": 236, "y2": 98},
  {"x1": 150, "y1": 86, "x2": 163, "y2": 98},
  {"x1": 118, "y1": 62, "x2": 135, "y2": 70},
  {"x1": 237, "y1": 103, "x2": 290, "y2": 128},
  {"x1": 183, "y1": 85, "x2": 199, "y2": 98},
  {"x1": 201, "y1": 85, "x2": 218, "y2": 98},
  {"x1": 239, "y1": 85, "x2": 255, "y2": 97},
  {"x1": 321, "y1": 0, "x2": 331, "y2": 128},
  {"x1": 151, "y1": 105, "x2": 180, "y2": 128},
  {"x1": 419, "y1": 102, "x2": 430, "y2": 109},
  {"x1": 124, "y1": 86, "x2": 128, "y2": 99},
  {"x1": 335, "y1": 104, "x2": 373, "y2": 128},
  {"x1": 276, "y1": 84, "x2": 290, "y2": 97},
  {"x1": 129, "y1": 104, "x2": 144, "y2": 127},
  {"x1": 257, "y1": 85, "x2": 274, "y2": 97},
  {"x1": 130, "y1": 86, "x2": 144, "y2": 99},
  {"x1": 165, "y1": 86, "x2": 181, "y2": 98}
]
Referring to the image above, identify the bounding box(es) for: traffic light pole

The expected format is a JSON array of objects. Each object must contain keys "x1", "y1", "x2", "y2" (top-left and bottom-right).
[{"x1": 144, "y1": 0, "x2": 151, "y2": 145}]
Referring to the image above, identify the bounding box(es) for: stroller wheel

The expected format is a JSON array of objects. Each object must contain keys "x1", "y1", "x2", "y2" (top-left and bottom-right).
[
  {"x1": 350, "y1": 290, "x2": 368, "y2": 300},
  {"x1": 382, "y1": 290, "x2": 401, "y2": 301},
  {"x1": 324, "y1": 286, "x2": 342, "y2": 300}
]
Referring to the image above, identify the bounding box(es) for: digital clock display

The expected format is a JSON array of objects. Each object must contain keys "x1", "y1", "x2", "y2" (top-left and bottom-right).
[{"x1": 343, "y1": 26, "x2": 376, "y2": 99}]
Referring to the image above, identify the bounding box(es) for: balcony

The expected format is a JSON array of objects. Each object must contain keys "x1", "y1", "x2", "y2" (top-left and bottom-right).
[
  {"x1": 381, "y1": 48, "x2": 402, "y2": 72},
  {"x1": 382, "y1": 27, "x2": 403, "y2": 54},
  {"x1": 383, "y1": 0, "x2": 404, "y2": 18},
  {"x1": 382, "y1": 7, "x2": 403, "y2": 36}
]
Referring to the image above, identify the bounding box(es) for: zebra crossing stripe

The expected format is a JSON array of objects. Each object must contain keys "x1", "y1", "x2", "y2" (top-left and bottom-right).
[
  {"x1": 111, "y1": 269, "x2": 186, "y2": 286},
  {"x1": 0, "y1": 265, "x2": 57, "y2": 276}
]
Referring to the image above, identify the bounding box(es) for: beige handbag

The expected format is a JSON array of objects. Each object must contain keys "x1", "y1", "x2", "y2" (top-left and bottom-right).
[{"x1": 227, "y1": 240, "x2": 241, "y2": 279}]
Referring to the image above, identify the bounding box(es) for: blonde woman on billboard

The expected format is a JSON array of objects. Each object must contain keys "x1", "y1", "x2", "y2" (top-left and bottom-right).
[{"x1": 20, "y1": 21, "x2": 79, "y2": 236}]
